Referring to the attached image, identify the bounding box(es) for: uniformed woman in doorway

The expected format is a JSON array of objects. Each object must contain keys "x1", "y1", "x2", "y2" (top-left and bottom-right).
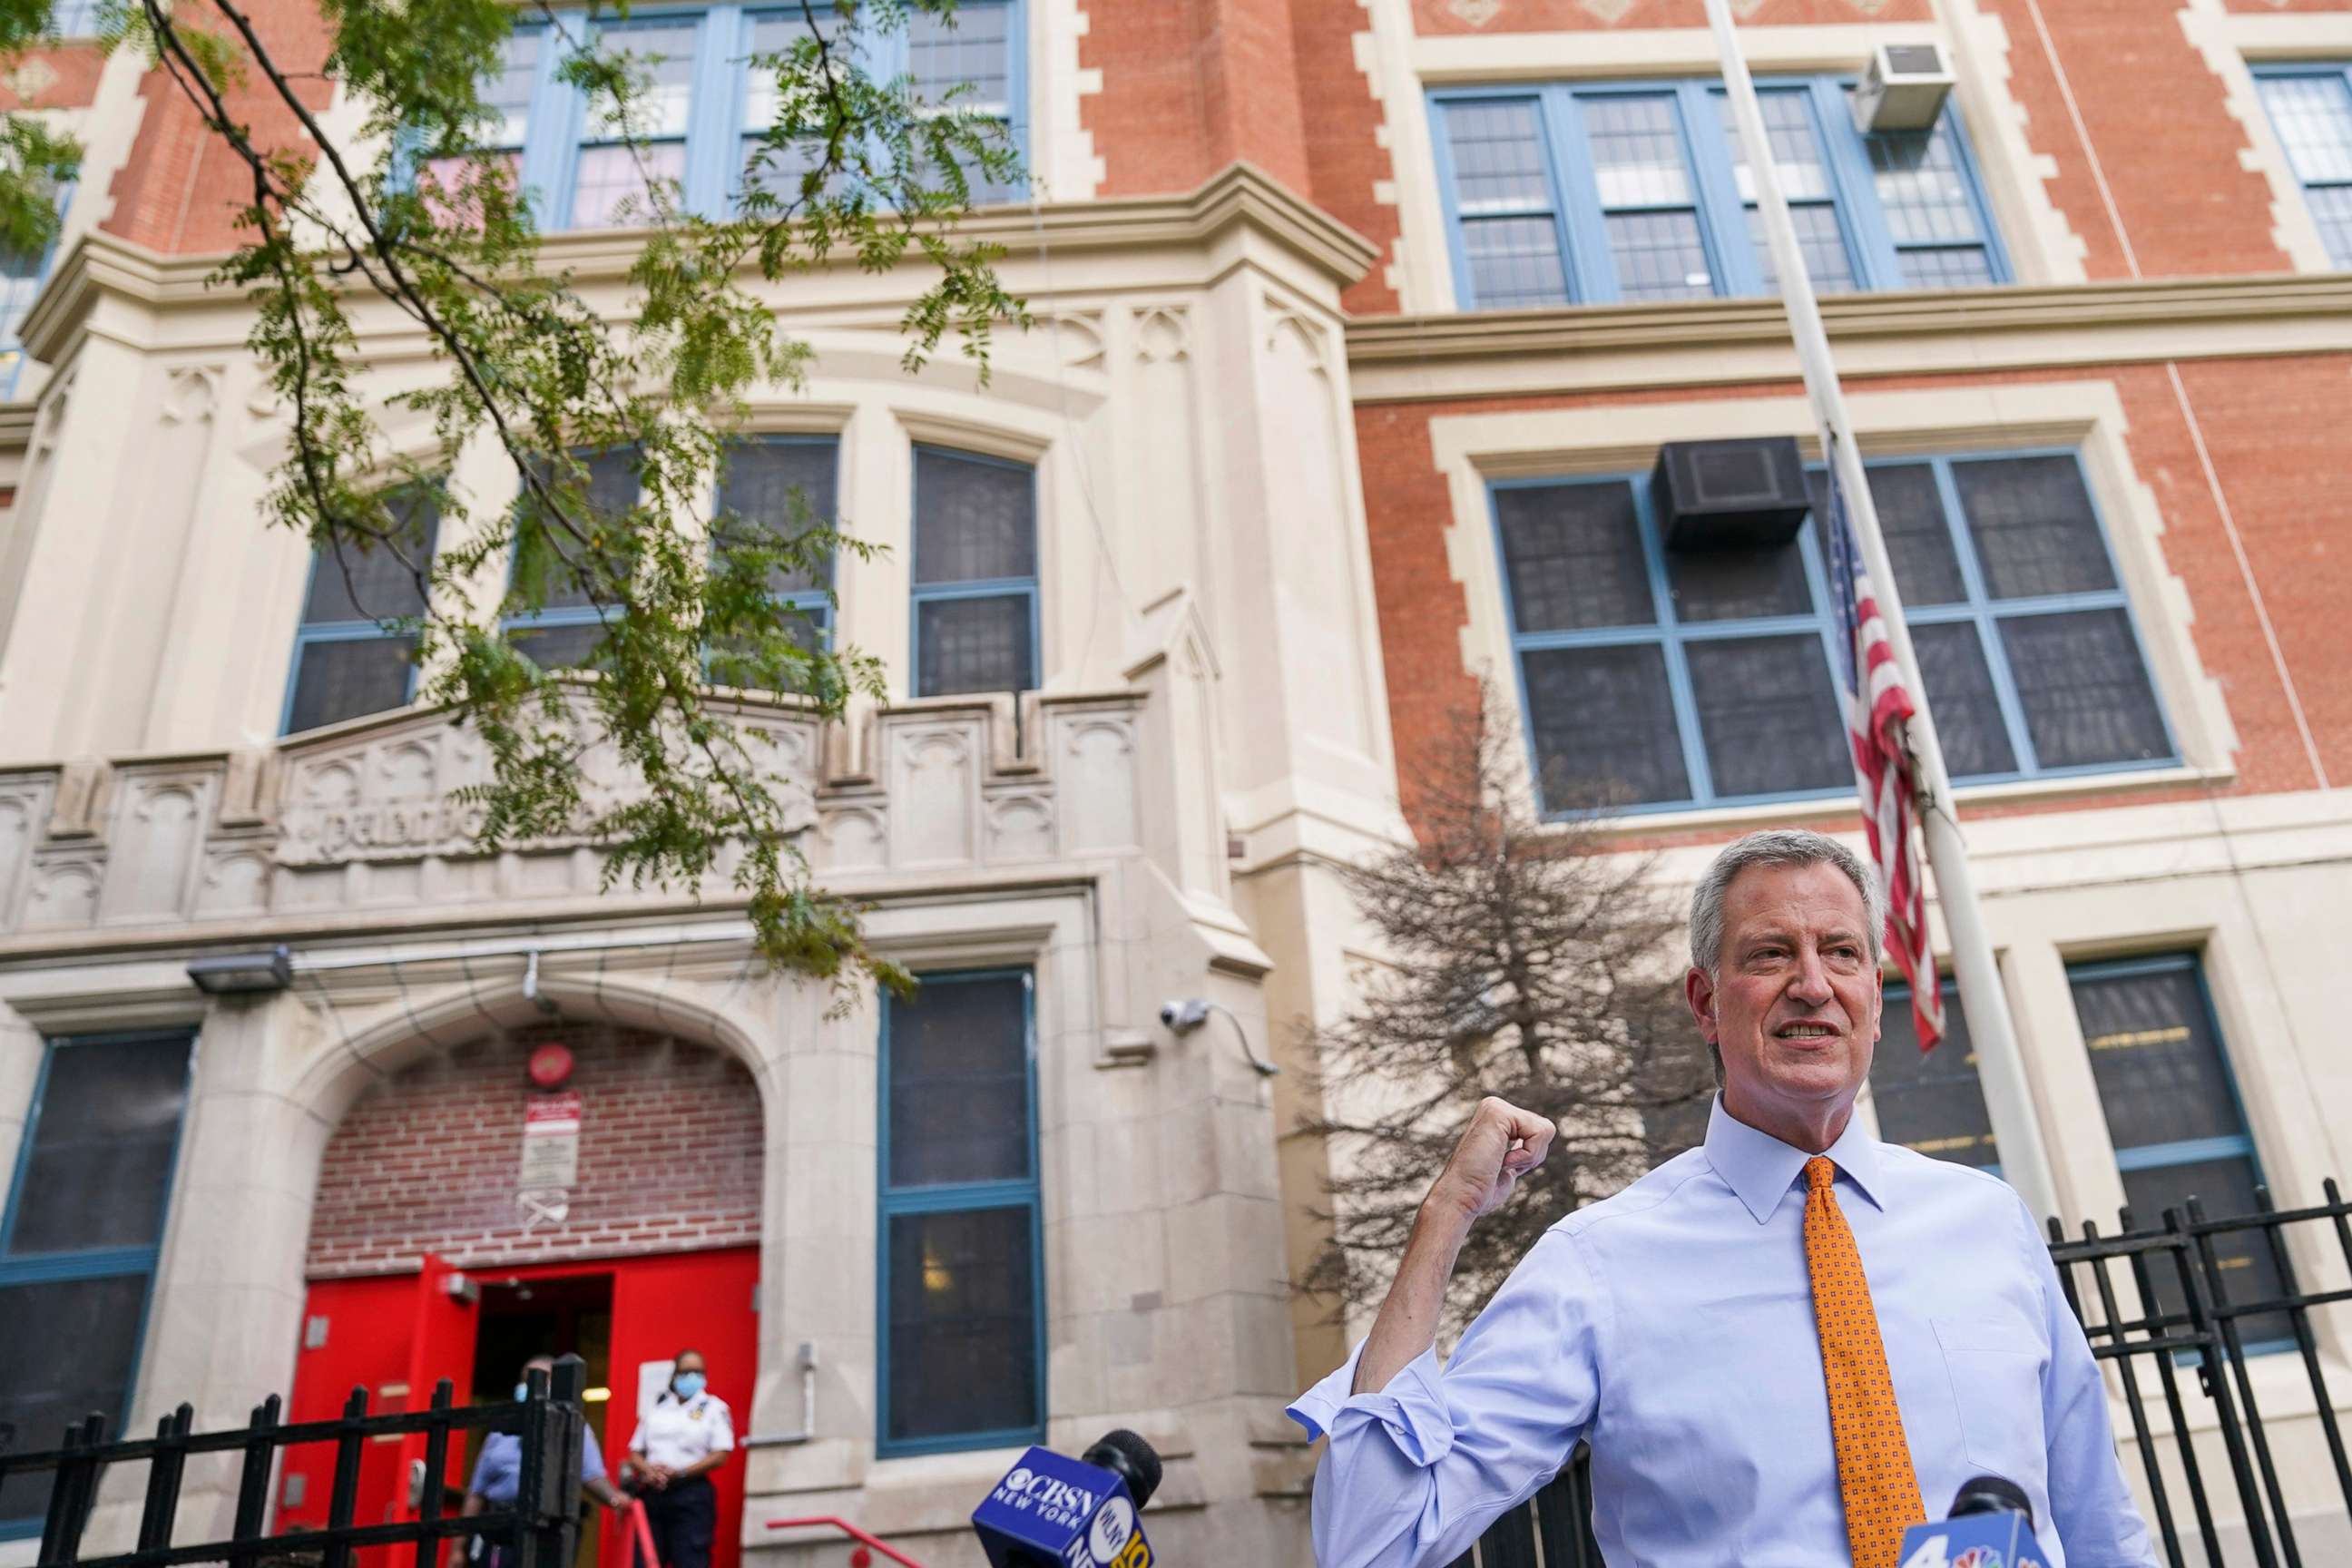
[{"x1": 622, "y1": 1348, "x2": 733, "y2": 1568}]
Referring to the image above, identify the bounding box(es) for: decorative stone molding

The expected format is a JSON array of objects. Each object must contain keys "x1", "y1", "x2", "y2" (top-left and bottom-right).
[{"x1": 0, "y1": 691, "x2": 1152, "y2": 946}]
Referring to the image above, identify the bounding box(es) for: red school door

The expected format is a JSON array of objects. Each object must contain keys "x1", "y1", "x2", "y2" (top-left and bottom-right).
[
  {"x1": 284, "y1": 1256, "x2": 482, "y2": 1568},
  {"x1": 603, "y1": 1249, "x2": 760, "y2": 1568}
]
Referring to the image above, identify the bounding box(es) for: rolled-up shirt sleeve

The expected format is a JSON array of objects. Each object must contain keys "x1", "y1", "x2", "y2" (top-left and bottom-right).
[
  {"x1": 1285, "y1": 1226, "x2": 1609, "y2": 1568},
  {"x1": 2024, "y1": 1200, "x2": 2159, "y2": 1567}
]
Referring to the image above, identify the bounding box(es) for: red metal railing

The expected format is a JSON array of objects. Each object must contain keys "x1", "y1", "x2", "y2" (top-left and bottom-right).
[{"x1": 765, "y1": 1515, "x2": 929, "y2": 1568}]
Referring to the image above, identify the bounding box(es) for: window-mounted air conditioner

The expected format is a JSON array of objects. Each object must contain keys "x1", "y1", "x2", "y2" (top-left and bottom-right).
[
  {"x1": 1851, "y1": 41, "x2": 1955, "y2": 133},
  {"x1": 1653, "y1": 437, "x2": 1811, "y2": 552}
]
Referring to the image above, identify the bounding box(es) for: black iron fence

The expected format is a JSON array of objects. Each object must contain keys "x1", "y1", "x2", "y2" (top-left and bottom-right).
[
  {"x1": 0, "y1": 1357, "x2": 587, "y2": 1568},
  {"x1": 1452, "y1": 1182, "x2": 2352, "y2": 1568}
]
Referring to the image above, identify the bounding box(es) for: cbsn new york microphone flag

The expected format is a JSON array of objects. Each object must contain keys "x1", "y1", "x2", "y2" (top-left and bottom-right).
[{"x1": 1822, "y1": 450, "x2": 1945, "y2": 1053}]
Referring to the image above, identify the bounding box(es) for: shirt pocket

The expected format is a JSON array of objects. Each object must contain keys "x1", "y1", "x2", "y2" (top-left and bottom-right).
[{"x1": 1931, "y1": 1315, "x2": 2048, "y2": 1480}]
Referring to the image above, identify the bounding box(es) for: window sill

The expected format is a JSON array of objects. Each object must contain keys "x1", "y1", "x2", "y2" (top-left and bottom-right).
[{"x1": 1560, "y1": 762, "x2": 2233, "y2": 842}]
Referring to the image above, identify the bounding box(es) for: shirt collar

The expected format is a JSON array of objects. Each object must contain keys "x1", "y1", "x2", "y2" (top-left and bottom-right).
[{"x1": 1702, "y1": 1093, "x2": 1886, "y2": 1224}]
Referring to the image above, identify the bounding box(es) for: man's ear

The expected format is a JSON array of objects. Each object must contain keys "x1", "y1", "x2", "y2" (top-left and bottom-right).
[{"x1": 1685, "y1": 966, "x2": 1720, "y2": 1045}]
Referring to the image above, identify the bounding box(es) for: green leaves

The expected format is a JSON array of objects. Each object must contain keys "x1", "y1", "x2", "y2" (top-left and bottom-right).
[{"x1": 19, "y1": 0, "x2": 1024, "y2": 1002}]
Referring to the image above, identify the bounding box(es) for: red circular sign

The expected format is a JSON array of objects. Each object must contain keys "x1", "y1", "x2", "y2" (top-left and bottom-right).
[{"x1": 527, "y1": 1043, "x2": 574, "y2": 1089}]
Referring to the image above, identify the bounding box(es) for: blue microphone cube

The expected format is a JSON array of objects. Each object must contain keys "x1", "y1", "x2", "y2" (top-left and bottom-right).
[
  {"x1": 972, "y1": 1446, "x2": 1153, "y2": 1568},
  {"x1": 1896, "y1": 1510, "x2": 2050, "y2": 1568}
]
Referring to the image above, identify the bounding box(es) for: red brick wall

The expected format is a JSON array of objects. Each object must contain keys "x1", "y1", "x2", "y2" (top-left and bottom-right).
[
  {"x1": 1943, "y1": 0, "x2": 2288, "y2": 280},
  {"x1": 306, "y1": 1023, "x2": 764, "y2": 1279},
  {"x1": 0, "y1": 42, "x2": 106, "y2": 113},
  {"x1": 102, "y1": 0, "x2": 334, "y2": 255},
  {"x1": 1082, "y1": 0, "x2": 1315, "y2": 199},
  {"x1": 1292, "y1": 0, "x2": 1402, "y2": 316},
  {"x1": 1410, "y1": 0, "x2": 1930, "y2": 34},
  {"x1": 1358, "y1": 356, "x2": 2352, "y2": 837}
]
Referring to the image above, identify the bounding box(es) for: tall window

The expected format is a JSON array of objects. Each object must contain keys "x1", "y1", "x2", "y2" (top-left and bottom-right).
[
  {"x1": 1431, "y1": 78, "x2": 2004, "y2": 309},
  {"x1": 504, "y1": 449, "x2": 637, "y2": 671},
  {"x1": 456, "y1": 4, "x2": 1025, "y2": 230},
  {"x1": 1867, "y1": 979, "x2": 1997, "y2": 1171},
  {"x1": 46, "y1": 0, "x2": 103, "y2": 36},
  {"x1": 710, "y1": 436, "x2": 838, "y2": 657},
  {"x1": 2071, "y1": 955, "x2": 2289, "y2": 1347},
  {"x1": 1496, "y1": 450, "x2": 2172, "y2": 815},
  {"x1": 0, "y1": 1031, "x2": 196, "y2": 1530},
  {"x1": 571, "y1": 17, "x2": 698, "y2": 228},
  {"x1": 2254, "y1": 67, "x2": 2352, "y2": 269},
  {"x1": 282, "y1": 492, "x2": 441, "y2": 734},
  {"x1": 877, "y1": 971, "x2": 1044, "y2": 1455},
  {"x1": 911, "y1": 446, "x2": 1038, "y2": 697},
  {"x1": 906, "y1": 1, "x2": 1024, "y2": 204}
]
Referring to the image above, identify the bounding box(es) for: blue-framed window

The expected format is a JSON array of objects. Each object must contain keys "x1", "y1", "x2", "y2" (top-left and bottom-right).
[
  {"x1": 910, "y1": 446, "x2": 1039, "y2": 697},
  {"x1": 710, "y1": 435, "x2": 840, "y2": 655},
  {"x1": 2252, "y1": 65, "x2": 2352, "y2": 270},
  {"x1": 1496, "y1": 449, "x2": 2175, "y2": 816},
  {"x1": 876, "y1": 970, "x2": 1044, "y2": 1456},
  {"x1": 1430, "y1": 77, "x2": 2007, "y2": 309},
  {"x1": 2070, "y1": 954, "x2": 2290, "y2": 1350},
  {"x1": 503, "y1": 448, "x2": 636, "y2": 671},
  {"x1": 46, "y1": 0, "x2": 104, "y2": 37},
  {"x1": 453, "y1": 2, "x2": 1025, "y2": 231},
  {"x1": 1868, "y1": 977, "x2": 1999, "y2": 1172},
  {"x1": 0, "y1": 1030, "x2": 196, "y2": 1533},
  {"x1": 281, "y1": 490, "x2": 442, "y2": 734},
  {"x1": 0, "y1": 187, "x2": 72, "y2": 398}
]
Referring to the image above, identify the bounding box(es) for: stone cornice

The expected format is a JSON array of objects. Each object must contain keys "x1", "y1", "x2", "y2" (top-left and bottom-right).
[
  {"x1": 19, "y1": 162, "x2": 1377, "y2": 366},
  {"x1": 1344, "y1": 273, "x2": 2352, "y2": 400}
]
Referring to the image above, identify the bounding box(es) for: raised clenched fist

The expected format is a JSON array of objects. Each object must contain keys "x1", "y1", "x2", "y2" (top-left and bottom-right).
[{"x1": 1426, "y1": 1096, "x2": 1558, "y2": 1225}]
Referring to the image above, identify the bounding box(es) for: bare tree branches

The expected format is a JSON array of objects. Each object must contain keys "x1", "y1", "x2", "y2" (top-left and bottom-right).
[{"x1": 1300, "y1": 686, "x2": 1715, "y2": 1334}]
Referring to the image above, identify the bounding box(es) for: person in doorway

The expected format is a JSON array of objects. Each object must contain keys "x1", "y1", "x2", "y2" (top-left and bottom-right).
[
  {"x1": 623, "y1": 1348, "x2": 734, "y2": 1568},
  {"x1": 458, "y1": 1354, "x2": 629, "y2": 1567}
]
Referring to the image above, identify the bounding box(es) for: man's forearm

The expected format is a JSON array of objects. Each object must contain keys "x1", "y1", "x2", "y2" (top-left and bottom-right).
[{"x1": 1354, "y1": 1200, "x2": 1474, "y2": 1395}]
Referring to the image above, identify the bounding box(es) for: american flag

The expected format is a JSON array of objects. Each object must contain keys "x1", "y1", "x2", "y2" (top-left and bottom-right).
[{"x1": 1822, "y1": 455, "x2": 1945, "y2": 1053}]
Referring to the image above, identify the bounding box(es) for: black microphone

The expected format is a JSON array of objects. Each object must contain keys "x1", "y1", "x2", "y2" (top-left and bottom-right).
[
  {"x1": 1950, "y1": 1473, "x2": 2034, "y2": 1528},
  {"x1": 1082, "y1": 1429, "x2": 1162, "y2": 1510}
]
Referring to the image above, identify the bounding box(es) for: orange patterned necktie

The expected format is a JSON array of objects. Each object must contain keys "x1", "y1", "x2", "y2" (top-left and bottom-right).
[{"x1": 1803, "y1": 1155, "x2": 1926, "y2": 1568}]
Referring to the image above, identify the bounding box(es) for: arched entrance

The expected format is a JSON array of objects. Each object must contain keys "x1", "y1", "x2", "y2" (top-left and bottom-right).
[{"x1": 279, "y1": 1021, "x2": 764, "y2": 1568}]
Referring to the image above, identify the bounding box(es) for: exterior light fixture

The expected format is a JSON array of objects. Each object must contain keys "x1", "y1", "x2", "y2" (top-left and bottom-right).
[{"x1": 187, "y1": 946, "x2": 294, "y2": 995}]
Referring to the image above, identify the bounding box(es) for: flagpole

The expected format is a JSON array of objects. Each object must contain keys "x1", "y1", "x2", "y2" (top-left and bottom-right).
[{"x1": 1703, "y1": 0, "x2": 2062, "y2": 1224}]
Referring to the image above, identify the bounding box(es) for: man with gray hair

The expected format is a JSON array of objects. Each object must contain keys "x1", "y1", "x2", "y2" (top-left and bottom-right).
[{"x1": 1289, "y1": 828, "x2": 2153, "y2": 1568}]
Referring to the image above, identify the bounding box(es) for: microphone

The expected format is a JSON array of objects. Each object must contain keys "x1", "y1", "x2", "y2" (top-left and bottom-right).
[
  {"x1": 971, "y1": 1428, "x2": 1161, "y2": 1568},
  {"x1": 1896, "y1": 1475, "x2": 2049, "y2": 1568}
]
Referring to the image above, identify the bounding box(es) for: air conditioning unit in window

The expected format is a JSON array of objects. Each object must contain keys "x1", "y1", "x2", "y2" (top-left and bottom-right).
[
  {"x1": 1851, "y1": 41, "x2": 1955, "y2": 133},
  {"x1": 1653, "y1": 437, "x2": 1811, "y2": 552}
]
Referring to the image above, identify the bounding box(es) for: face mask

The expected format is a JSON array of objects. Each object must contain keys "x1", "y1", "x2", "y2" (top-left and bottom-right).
[
  {"x1": 671, "y1": 1371, "x2": 706, "y2": 1400},
  {"x1": 514, "y1": 1383, "x2": 530, "y2": 1402}
]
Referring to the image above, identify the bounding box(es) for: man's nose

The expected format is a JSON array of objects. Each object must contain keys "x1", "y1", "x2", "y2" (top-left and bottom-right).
[{"x1": 1788, "y1": 948, "x2": 1835, "y2": 1005}]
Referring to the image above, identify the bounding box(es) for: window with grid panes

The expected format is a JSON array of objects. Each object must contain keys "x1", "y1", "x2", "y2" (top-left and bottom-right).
[
  {"x1": 572, "y1": 17, "x2": 698, "y2": 228},
  {"x1": 911, "y1": 446, "x2": 1038, "y2": 697},
  {"x1": 708, "y1": 436, "x2": 838, "y2": 670},
  {"x1": 1497, "y1": 451, "x2": 2172, "y2": 815},
  {"x1": 282, "y1": 490, "x2": 440, "y2": 734},
  {"x1": 2070, "y1": 956, "x2": 2291, "y2": 1349},
  {"x1": 45, "y1": 0, "x2": 103, "y2": 35},
  {"x1": 0, "y1": 1032, "x2": 195, "y2": 1530},
  {"x1": 2253, "y1": 67, "x2": 2352, "y2": 269},
  {"x1": 877, "y1": 972, "x2": 1044, "y2": 1455},
  {"x1": 502, "y1": 448, "x2": 639, "y2": 671},
  {"x1": 1431, "y1": 77, "x2": 2004, "y2": 309},
  {"x1": 421, "y1": 5, "x2": 1024, "y2": 231},
  {"x1": 1867, "y1": 979, "x2": 1999, "y2": 1171},
  {"x1": 419, "y1": 26, "x2": 538, "y2": 222}
]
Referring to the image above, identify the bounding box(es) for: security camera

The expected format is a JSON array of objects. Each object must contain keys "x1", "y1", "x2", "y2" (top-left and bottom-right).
[{"x1": 1159, "y1": 998, "x2": 1210, "y2": 1034}]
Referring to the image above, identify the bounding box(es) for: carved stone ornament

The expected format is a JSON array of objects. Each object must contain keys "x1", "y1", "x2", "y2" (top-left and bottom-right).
[
  {"x1": 1578, "y1": 0, "x2": 1637, "y2": 21},
  {"x1": 273, "y1": 707, "x2": 817, "y2": 867},
  {"x1": 1, "y1": 58, "x2": 58, "y2": 104},
  {"x1": 1448, "y1": 0, "x2": 1503, "y2": 24}
]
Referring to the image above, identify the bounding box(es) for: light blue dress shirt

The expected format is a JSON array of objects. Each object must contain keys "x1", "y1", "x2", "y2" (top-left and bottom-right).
[
  {"x1": 467, "y1": 1425, "x2": 606, "y2": 1504},
  {"x1": 1288, "y1": 1098, "x2": 2156, "y2": 1568}
]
